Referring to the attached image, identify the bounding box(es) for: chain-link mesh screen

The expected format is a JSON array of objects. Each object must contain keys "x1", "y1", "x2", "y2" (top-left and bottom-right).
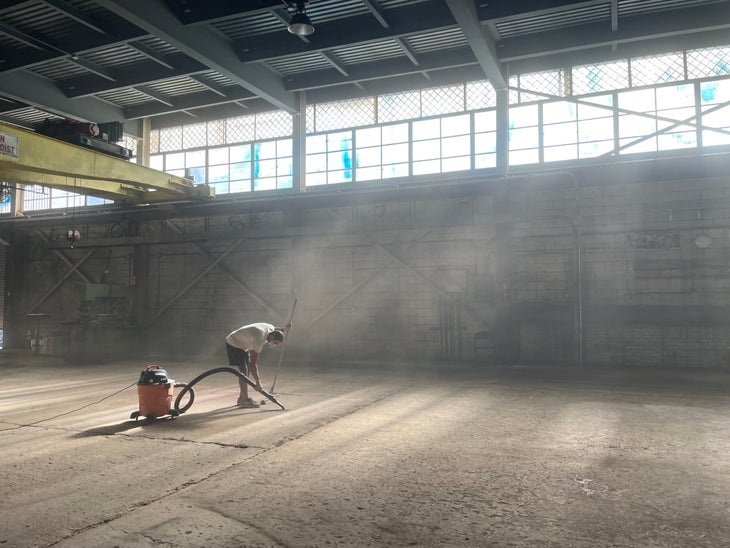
[
  {"x1": 158, "y1": 126, "x2": 182, "y2": 152},
  {"x1": 207, "y1": 120, "x2": 226, "y2": 147},
  {"x1": 572, "y1": 60, "x2": 629, "y2": 95},
  {"x1": 422, "y1": 85, "x2": 464, "y2": 116},
  {"x1": 687, "y1": 46, "x2": 730, "y2": 79},
  {"x1": 631, "y1": 52, "x2": 685, "y2": 86},
  {"x1": 182, "y1": 123, "x2": 207, "y2": 150},
  {"x1": 149, "y1": 129, "x2": 160, "y2": 154},
  {"x1": 306, "y1": 105, "x2": 316, "y2": 134},
  {"x1": 466, "y1": 80, "x2": 496, "y2": 110},
  {"x1": 516, "y1": 70, "x2": 565, "y2": 102},
  {"x1": 378, "y1": 90, "x2": 421, "y2": 123},
  {"x1": 226, "y1": 116, "x2": 256, "y2": 144},
  {"x1": 255, "y1": 111, "x2": 293, "y2": 140},
  {"x1": 312, "y1": 98, "x2": 375, "y2": 133}
]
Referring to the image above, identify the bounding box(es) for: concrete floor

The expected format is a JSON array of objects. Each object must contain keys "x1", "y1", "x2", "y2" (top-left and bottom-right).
[{"x1": 0, "y1": 354, "x2": 729, "y2": 548}]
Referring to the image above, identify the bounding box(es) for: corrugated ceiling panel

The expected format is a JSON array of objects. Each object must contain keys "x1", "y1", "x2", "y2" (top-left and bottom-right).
[
  {"x1": 3, "y1": 107, "x2": 63, "y2": 124},
  {"x1": 29, "y1": 59, "x2": 88, "y2": 80},
  {"x1": 2, "y1": 2, "x2": 91, "y2": 42},
  {"x1": 495, "y1": 4, "x2": 611, "y2": 38},
  {"x1": 197, "y1": 71, "x2": 236, "y2": 87},
  {"x1": 147, "y1": 77, "x2": 207, "y2": 97},
  {"x1": 332, "y1": 40, "x2": 405, "y2": 65},
  {"x1": 96, "y1": 88, "x2": 152, "y2": 107},
  {"x1": 619, "y1": 0, "x2": 725, "y2": 16},
  {"x1": 266, "y1": 52, "x2": 333, "y2": 75},
  {"x1": 0, "y1": 34, "x2": 29, "y2": 55},
  {"x1": 134, "y1": 37, "x2": 180, "y2": 56},
  {"x1": 305, "y1": 0, "x2": 371, "y2": 23},
  {"x1": 211, "y1": 11, "x2": 284, "y2": 40},
  {"x1": 83, "y1": 44, "x2": 147, "y2": 68},
  {"x1": 406, "y1": 28, "x2": 467, "y2": 54},
  {"x1": 378, "y1": 0, "x2": 432, "y2": 8}
]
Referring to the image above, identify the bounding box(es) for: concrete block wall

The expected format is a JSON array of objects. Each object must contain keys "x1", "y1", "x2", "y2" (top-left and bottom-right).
[{"x1": 6, "y1": 168, "x2": 730, "y2": 369}]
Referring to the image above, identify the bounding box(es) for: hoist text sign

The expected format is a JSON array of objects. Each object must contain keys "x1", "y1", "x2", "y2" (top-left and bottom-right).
[{"x1": 0, "y1": 131, "x2": 19, "y2": 157}]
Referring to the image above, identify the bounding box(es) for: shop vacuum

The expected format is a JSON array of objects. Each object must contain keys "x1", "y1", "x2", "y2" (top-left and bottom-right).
[{"x1": 130, "y1": 364, "x2": 285, "y2": 421}]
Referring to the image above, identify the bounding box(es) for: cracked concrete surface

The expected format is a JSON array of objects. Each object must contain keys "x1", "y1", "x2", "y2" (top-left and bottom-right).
[{"x1": 1, "y1": 356, "x2": 729, "y2": 547}]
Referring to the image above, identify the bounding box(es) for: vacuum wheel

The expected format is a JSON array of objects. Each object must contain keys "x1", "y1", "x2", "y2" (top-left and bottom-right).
[
  {"x1": 130, "y1": 411, "x2": 140, "y2": 420},
  {"x1": 146, "y1": 413, "x2": 157, "y2": 422}
]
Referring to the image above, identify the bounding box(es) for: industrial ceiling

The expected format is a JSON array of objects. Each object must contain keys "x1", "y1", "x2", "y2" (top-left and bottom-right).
[{"x1": 1, "y1": 0, "x2": 729, "y2": 133}]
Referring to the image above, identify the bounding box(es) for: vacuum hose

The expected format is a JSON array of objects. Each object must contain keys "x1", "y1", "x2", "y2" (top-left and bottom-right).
[{"x1": 174, "y1": 367, "x2": 285, "y2": 414}]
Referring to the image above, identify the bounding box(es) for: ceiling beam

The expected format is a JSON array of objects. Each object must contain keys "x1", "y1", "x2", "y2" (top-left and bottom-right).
[
  {"x1": 129, "y1": 41, "x2": 177, "y2": 69},
  {"x1": 446, "y1": 0, "x2": 506, "y2": 91},
  {"x1": 97, "y1": 0, "x2": 299, "y2": 114},
  {"x1": 0, "y1": 71, "x2": 123, "y2": 123},
  {"x1": 361, "y1": 0, "x2": 390, "y2": 29}
]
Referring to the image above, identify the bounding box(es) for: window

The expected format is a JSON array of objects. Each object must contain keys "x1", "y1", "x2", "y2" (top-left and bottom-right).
[
  {"x1": 355, "y1": 123, "x2": 409, "y2": 181},
  {"x1": 509, "y1": 104, "x2": 539, "y2": 165},
  {"x1": 412, "y1": 114, "x2": 471, "y2": 175},
  {"x1": 306, "y1": 132, "x2": 353, "y2": 186},
  {"x1": 700, "y1": 79, "x2": 730, "y2": 147},
  {"x1": 254, "y1": 139, "x2": 293, "y2": 191},
  {"x1": 474, "y1": 110, "x2": 497, "y2": 169}
]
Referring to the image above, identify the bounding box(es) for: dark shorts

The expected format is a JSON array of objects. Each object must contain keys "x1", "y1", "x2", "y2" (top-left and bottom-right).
[{"x1": 226, "y1": 343, "x2": 251, "y2": 369}]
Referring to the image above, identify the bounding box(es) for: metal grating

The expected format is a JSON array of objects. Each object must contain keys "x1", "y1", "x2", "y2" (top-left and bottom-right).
[
  {"x1": 312, "y1": 97, "x2": 376, "y2": 132},
  {"x1": 304, "y1": 0, "x2": 372, "y2": 24},
  {"x1": 572, "y1": 59, "x2": 630, "y2": 95},
  {"x1": 331, "y1": 39, "x2": 405, "y2": 65},
  {"x1": 198, "y1": 70, "x2": 236, "y2": 87},
  {"x1": 378, "y1": 90, "x2": 421, "y2": 123},
  {"x1": 255, "y1": 111, "x2": 293, "y2": 140},
  {"x1": 495, "y1": 4, "x2": 611, "y2": 38},
  {"x1": 631, "y1": 52, "x2": 686, "y2": 86},
  {"x1": 687, "y1": 46, "x2": 730, "y2": 79},
  {"x1": 1, "y1": 107, "x2": 62, "y2": 124},
  {"x1": 29, "y1": 59, "x2": 88, "y2": 80},
  {"x1": 421, "y1": 84, "x2": 464, "y2": 116},
  {"x1": 406, "y1": 27, "x2": 467, "y2": 54},
  {"x1": 147, "y1": 77, "x2": 207, "y2": 97},
  {"x1": 134, "y1": 36, "x2": 179, "y2": 55},
  {"x1": 226, "y1": 116, "x2": 257, "y2": 144},
  {"x1": 83, "y1": 43, "x2": 148, "y2": 68},
  {"x1": 266, "y1": 52, "x2": 332, "y2": 75},
  {"x1": 619, "y1": 0, "x2": 725, "y2": 17},
  {"x1": 378, "y1": 0, "x2": 432, "y2": 8},
  {"x1": 211, "y1": 12, "x2": 284, "y2": 40},
  {"x1": 466, "y1": 80, "x2": 497, "y2": 110},
  {"x1": 96, "y1": 88, "x2": 154, "y2": 107},
  {"x1": 1, "y1": 3, "x2": 79, "y2": 41}
]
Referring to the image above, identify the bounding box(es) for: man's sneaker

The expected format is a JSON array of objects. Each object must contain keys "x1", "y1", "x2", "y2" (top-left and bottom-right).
[{"x1": 237, "y1": 397, "x2": 260, "y2": 408}]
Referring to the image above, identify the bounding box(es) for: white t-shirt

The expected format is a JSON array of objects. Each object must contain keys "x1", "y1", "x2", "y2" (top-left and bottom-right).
[{"x1": 225, "y1": 322, "x2": 275, "y2": 353}]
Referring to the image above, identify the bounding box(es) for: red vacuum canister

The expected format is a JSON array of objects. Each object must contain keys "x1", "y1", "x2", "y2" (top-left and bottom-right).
[{"x1": 130, "y1": 365, "x2": 179, "y2": 421}]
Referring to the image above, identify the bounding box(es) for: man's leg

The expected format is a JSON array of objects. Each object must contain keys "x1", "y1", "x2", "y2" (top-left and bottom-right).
[{"x1": 226, "y1": 344, "x2": 258, "y2": 407}]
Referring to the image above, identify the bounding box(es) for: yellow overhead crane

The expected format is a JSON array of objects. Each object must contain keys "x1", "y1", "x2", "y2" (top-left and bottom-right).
[{"x1": 0, "y1": 121, "x2": 214, "y2": 205}]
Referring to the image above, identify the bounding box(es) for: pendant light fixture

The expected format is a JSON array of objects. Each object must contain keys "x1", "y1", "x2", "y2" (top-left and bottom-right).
[{"x1": 288, "y1": 0, "x2": 315, "y2": 36}]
